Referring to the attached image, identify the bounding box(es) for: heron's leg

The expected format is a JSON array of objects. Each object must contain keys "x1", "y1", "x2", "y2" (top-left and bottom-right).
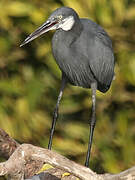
[
  {"x1": 48, "y1": 76, "x2": 67, "y2": 150},
  {"x1": 85, "y1": 82, "x2": 97, "y2": 167}
]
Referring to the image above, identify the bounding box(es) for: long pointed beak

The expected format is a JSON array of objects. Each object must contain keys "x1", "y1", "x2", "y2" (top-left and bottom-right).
[{"x1": 20, "y1": 20, "x2": 58, "y2": 47}]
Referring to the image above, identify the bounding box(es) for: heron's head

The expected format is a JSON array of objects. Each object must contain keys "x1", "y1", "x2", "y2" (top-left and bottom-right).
[{"x1": 20, "y1": 7, "x2": 79, "y2": 47}]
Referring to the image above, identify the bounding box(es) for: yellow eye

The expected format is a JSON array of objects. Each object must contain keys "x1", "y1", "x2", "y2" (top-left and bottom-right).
[{"x1": 58, "y1": 15, "x2": 62, "y2": 20}]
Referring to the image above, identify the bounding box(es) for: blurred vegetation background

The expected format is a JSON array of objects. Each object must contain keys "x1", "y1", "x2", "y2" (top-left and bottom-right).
[{"x1": 0, "y1": 0, "x2": 135, "y2": 177}]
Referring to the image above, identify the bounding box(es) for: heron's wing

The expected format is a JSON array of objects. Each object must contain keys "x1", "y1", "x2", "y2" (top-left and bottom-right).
[{"x1": 88, "y1": 36, "x2": 114, "y2": 92}]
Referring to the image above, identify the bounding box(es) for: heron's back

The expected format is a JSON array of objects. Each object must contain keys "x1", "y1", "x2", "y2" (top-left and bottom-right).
[{"x1": 52, "y1": 18, "x2": 115, "y2": 92}]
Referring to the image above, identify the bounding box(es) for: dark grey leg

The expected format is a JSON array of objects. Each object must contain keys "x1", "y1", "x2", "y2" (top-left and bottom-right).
[
  {"x1": 48, "y1": 76, "x2": 67, "y2": 150},
  {"x1": 85, "y1": 82, "x2": 97, "y2": 167}
]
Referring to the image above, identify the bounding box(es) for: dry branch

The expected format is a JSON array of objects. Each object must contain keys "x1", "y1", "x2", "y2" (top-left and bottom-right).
[
  {"x1": 0, "y1": 129, "x2": 135, "y2": 180},
  {"x1": 0, "y1": 128, "x2": 19, "y2": 159}
]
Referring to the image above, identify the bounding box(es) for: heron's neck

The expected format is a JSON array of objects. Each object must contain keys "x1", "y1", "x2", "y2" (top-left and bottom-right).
[{"x1": 54, "y1": 19, "x2": 83, "y2": 46}]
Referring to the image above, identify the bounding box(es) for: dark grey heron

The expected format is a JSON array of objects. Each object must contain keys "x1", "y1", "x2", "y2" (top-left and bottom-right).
[{"x1": 20, "y1": 7, "x2": 115, "y2": 167}]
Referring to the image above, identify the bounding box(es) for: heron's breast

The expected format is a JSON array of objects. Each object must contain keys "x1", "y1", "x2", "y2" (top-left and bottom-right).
[{"x1": 52, "y1": 34, "x2": 95, "y2": 88}]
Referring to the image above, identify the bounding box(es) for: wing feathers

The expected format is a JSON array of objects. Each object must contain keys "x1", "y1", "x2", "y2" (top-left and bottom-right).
[{"x1": 89, "y1": 37, "x2": 114, "y2": 92}]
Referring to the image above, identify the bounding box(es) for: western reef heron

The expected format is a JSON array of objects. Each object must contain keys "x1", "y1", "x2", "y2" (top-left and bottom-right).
[{"x1": 20, "y1": 7, "x2": 115, "y2": 167}]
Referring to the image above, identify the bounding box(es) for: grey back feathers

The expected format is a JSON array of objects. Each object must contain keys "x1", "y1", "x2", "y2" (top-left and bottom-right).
[{"x1": 52, "y1": 8, "x2": 114, "y2": 92}]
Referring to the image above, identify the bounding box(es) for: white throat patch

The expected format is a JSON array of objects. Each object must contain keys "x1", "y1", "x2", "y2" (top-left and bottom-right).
[{"x1": 59, "y1": 16, "x2": 75, "y2": 31}]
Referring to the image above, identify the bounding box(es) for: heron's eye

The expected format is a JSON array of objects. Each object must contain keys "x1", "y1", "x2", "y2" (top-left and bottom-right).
[{"x1": 58, "y1": 15, "x2": 63, "y2": 20}]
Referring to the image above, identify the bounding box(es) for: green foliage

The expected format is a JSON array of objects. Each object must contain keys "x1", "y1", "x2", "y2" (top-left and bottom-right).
[{"x1": 0, "y1": 0, "x2": 135, "y2": 175}]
